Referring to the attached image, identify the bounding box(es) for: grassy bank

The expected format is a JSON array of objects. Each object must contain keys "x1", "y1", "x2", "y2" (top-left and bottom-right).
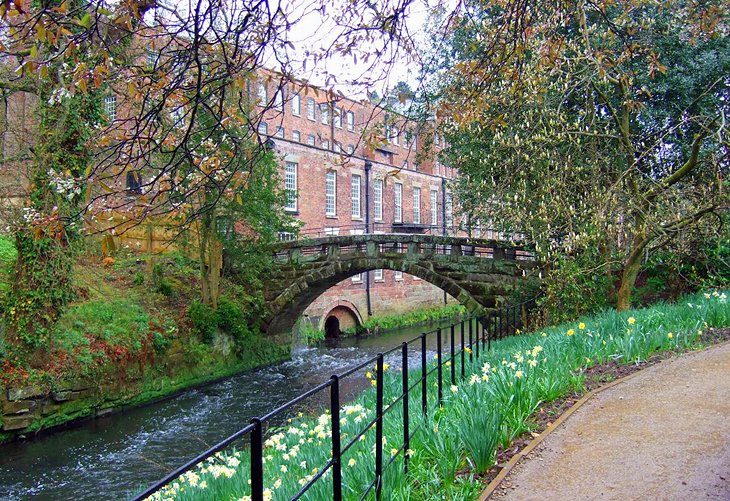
[
  {"x1": 141, "y1": 289, "x2": 729, "y2": 500},
  {"x1": 0, "y1": 243, "x2": 289, "y2": 438}
]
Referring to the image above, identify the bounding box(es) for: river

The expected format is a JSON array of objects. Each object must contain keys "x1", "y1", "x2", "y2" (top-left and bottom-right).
[{"x1": 0, "y1": 318, "x2": 464, "y2": 500}]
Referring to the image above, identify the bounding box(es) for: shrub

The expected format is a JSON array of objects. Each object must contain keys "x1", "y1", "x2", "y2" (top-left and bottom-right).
[{"x1": 187, "y1": 300, "x2": 217, "y2": 343}]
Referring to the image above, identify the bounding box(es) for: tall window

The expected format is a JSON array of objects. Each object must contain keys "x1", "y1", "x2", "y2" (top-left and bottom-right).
[
  {"x1": 374, "y1": 268, "x2": 383, "y2": 281},
  {"x1": 307, "y1": 134, "x2": 315, "y2": 146},
  {"x1": 285, "y1": 162, "x2": 297, "y2": 211},
  {"x1": 351, "y1": 175, "x2": 361, "y2": 218},
  {"x1": 347, "y1": 144, "x2": 355, "y2": 155},
  {"x1": 292, "y1": 130, "x2": 301, "y2": 142},
  {"x1": 334, "y1": 107, "x2": 342, "y2": 128},
  {"x1": 373, "y1": 179, "x2": 383, "y2": 221},
  {"x1": 275, "y1": 126, "x2": 284, "y2": 138},
  {"x1": 394, "y1": 183, "x2": 403, "y2": 223},
  {"x1": 320, "y1": 104, "x2": 329, "y2": 124},
  {"x1": 274, "y1": 90, "x2": 283, "y2": 111},
  {"x1": 307, "y1": 98, "x2": 316, "y2": 120},
  {"x1": 257, "y1": 83, "x2": 267, "y2": 106},
  {"x1": 257, "y1": 122, "x2": 268, "y2": 135},
  {"x1": 292, "y1": 94, "x2": 301, "y2": 116},
  {"x1": 325, "y1": 171, "x2": 337, "y2": 216},
  {"x1": 104, "y1": 95, "x2": 117, "y2": 121},
  {"x1": 431, "y1": 190, "x2": 438, "y2": 226},
  {"x1": 413, "y1": 187, "x2": 421, "y2": 224},
  {"x1": 322, "y1": 139, "x2": 330, "y2": 150},
  {"x1": 445, "y1": 192, "x2": 454, "y2": 229},
  {"x1": 347, "y1": 111, "x2": 355, "y2": 131}
]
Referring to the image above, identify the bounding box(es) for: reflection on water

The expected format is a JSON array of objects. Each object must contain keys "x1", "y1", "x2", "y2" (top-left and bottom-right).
[{"x1": 0, "y1": 318, "x2": 466, "y2": 501}]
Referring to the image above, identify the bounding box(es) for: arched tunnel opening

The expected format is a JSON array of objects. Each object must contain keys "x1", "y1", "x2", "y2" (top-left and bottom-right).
[{"x1": 324, "y1": 315, "x2": 341, "y2": 339}]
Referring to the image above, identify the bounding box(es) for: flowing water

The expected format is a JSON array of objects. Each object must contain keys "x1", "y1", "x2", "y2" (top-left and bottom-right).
[{"x1": 0, "y1": 318, "x2": 464, "y2": 500}]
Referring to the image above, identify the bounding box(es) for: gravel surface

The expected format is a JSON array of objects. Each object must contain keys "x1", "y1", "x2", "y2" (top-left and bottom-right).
[{"x1": 490, "y1": 342, "x2": 730, "y2": 501}]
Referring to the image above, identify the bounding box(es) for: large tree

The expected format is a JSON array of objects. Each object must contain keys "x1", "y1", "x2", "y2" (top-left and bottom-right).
[{"x1": 436, "y1": 0, "x2": 729, "y2": 312}]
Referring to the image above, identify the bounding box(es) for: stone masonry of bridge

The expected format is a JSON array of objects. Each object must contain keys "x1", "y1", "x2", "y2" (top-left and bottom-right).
[{"x1": 261, "y1": 234, "x2": 540, "y2": 337}]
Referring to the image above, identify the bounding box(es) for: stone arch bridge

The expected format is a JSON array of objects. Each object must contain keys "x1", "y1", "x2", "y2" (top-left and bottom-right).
[{"x1": 261, "y1": 234, "x2": 540, "y2": 337}]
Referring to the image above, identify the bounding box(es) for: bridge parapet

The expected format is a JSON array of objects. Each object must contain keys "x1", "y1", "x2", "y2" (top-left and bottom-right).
[{"x1": 272, "y1": 234, "x2": 535, "y2": 265}]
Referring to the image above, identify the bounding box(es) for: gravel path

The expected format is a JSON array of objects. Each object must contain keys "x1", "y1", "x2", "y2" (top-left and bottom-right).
[{"x1": 490, "y1": 342, "x2": 730, "y2": 501}]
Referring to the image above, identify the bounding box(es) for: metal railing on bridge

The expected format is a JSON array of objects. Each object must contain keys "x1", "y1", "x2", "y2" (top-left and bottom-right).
[{"x1": 133, "y1": 297, "x2": 541, "y2": 501}]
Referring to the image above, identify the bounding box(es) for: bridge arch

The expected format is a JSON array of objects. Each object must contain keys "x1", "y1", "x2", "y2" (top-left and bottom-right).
[
  {"x1": 318, "y1": 300, "x2": 364, "y2": 334},
  {"x1": 261, "y1": 233, "x2": 538, "y2": 337}
]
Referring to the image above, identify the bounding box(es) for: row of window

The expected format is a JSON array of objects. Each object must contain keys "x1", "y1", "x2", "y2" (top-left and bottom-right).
[
  {"x1": 284, "y1": 162, "x2": 453, "y2": 225},
  {"x1": 257, "y1": 83, "x2": 357, "y2": 131},
  {"x1": 259, "y1": 122, "x2": 358, "y2": 153}
]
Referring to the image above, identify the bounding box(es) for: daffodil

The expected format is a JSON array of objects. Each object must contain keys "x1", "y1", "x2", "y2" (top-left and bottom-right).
[
  {"x1": 667, "y1": 332, "x2": 673, "y2": 339},
  {"x1": 628, "y1": 317, "x2": 636, "y2": 325},
  {"x1": 567, "y1": 328, "x2": 575, "y2": 336},
  {"x1": 579, "y1": 322, "x2": 586, "y2": 330},
  {"x1": 515, "y1": 370, "x2": 524, "y2": 379}
]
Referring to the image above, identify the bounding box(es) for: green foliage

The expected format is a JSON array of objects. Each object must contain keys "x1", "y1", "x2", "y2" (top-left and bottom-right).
[
  {"x1": 298, "y1": 322, "x2": 326, "y2": 345},
  {"x1": 152, "y1": 263, "x2": 173, "y2": 296},
  {"x1": 187, "y1": 300, "x2": 217, "y2": 343}
]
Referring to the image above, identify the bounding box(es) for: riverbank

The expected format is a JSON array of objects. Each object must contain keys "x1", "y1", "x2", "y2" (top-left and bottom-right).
[{"x1": 0, "y1": 247, "x2": 289, "y2": 442}]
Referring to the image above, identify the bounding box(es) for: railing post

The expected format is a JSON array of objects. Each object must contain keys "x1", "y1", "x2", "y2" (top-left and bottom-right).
[
  {"x1": 450, "y1": 324, "x2": 456, "y2": 386},
  {"x1": 436, "y1": 328, "x2": 443, "y2": 406},
  {"x1": 421, "y1": 334, "x2": 427, "y2": 416},
  {"x1": 474, "y1": 317, "x2": 479, "y2": 360},
  {"x1": 468, "y1": 318, "x2": 473, "y2": 363},
  {"x1": 330, "y1": 376, "x2": 342, "y2": 501},
  {"x1": 375, "y1": 354, "x2": 384, "y2": 500},
  {"x1": 460, "y1": 320, "x2": 465, "y2": 378},
  {"x1": 401, "y1": 343, "x2": 410, "y2": 473},
  {"x1": 250, "y1": 418, "x2": 264, "y2": 501}
]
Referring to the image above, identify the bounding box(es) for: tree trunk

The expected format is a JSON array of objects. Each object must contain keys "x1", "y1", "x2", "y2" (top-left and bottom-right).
[
  {"x1": 616, "y1": 229, "x2": 647, "y2": 311},
  {"x1": 198, "y1": 212, "x2": 222, "y2": 309}
]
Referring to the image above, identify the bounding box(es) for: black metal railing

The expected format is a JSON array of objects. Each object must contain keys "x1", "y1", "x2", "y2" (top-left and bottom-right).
[
  {"x1": 281, "y1": 222, "x2": 526, "y2": 242},
  {"x1": 133, "y1": 298, "x2": 541, "y2": 501}
]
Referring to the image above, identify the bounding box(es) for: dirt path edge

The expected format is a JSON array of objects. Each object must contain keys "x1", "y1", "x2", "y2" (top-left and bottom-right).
[{"x1": 476, "y1": 340, "x2": 730, "y2": 501}]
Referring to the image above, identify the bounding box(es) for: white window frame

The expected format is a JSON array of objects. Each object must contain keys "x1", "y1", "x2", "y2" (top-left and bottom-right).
[
  {"x1": 307, "y1": 98, "x2": 316, "y2": 120},
  {"x1": 307, "y1": 134, "x2": 315, "y2": 146},
  {"x1": 394, "y1": 183, "x2": 403, "y2": 223},
  {"x1": 324, "y1": 227, "x2": 340, "y2": 236},
  {"x1": 284, "y1": 161, "x2": 298, "y2": 212},
  {"x1": 275, "y1": 126, "x2": 284, "y2": 138},
  {"x1": 274, "y1": 90, "x2": 284, "y2": 111},
  {"x1": 292, "y1": 130, "x2": 301, "y2": 142},
  {"x1": 292, "y1": 93, "x2": 301, "y2": 116},
  {"x1": 320, "y1": 104, "x2": 329, "y2": 124},
  {"x1": 334, "y1": 107, "x2": 342, "y2": 128},
  {"x1": 351, "y1": 175, "x2": 361, "y2": 219},
  {"x1": 334, "y1": 142, "x2": 342, "y2": 153},
  {"x1": 325, "y1": 171, "x2": 337, "y2": 216},
  {"x1": 347, "y1": 111, "x2": 355, "y2": 131},
  {"x1": 413, "y1": 187, "x2": 421, "y2": 224},
  {"x1": 347, "y1": 144, "x2": 355, "y2": 155},
  {"x1": 373, "y1": 179, "x2": 383, "y2": 221},
  {"x1": 431, "y1": 190, "x2": 438, "y2": 226},
  {"x1": 104, "y1": 95, "x2": 117, "y2": 121},
  {"x1": 257, "y1": 122, "x2": 268, "y2": 135},
  {"x1": 374, "y1": 268, "x2": 383, "y2": 281},
  {"x1": 394, "y1": 270, "x2": 403, "y2": 281},
  {"x1": 322, "y1": 139, "x2": 330, "y2": 150}
]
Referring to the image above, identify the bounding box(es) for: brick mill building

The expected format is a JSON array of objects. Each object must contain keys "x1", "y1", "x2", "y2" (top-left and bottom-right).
[{"x1": 248, "y1": 75, "x2": 463, "y2": 337}]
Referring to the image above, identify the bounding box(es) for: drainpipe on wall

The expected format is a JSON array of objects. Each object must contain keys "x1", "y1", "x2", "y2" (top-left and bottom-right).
[
  {"x1": 364, "y1": 160, "x2": 373, "y2": 317},
  {"x1": 441, "y1": 176, "x2": 448, "y2": 305}
]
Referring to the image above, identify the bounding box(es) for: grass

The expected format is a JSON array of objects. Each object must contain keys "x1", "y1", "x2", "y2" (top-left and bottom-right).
[
  {"x1": 140, "y1": 289, "x2": 729, "y2": 501},
  {"x1": 0, "y1": 235, "x2": 16, "y2": 292}
]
